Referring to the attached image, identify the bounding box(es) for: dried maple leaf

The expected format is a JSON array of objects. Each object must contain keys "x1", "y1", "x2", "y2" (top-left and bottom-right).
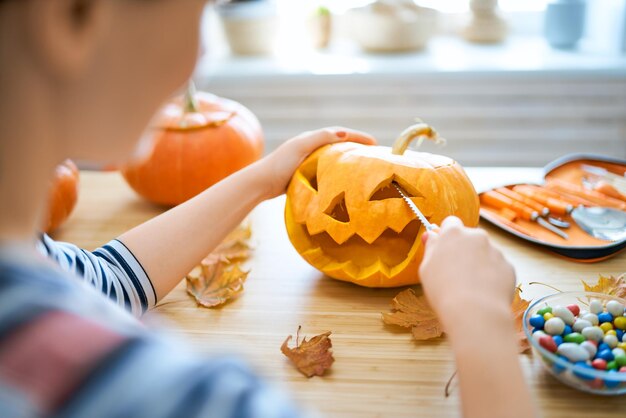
[
  {"x1": 209, "y1": 223, "x2": 252, "y2": 263},
  {"x1": 581, "y1": 274, "x2": 626, "y2": 299},
  {"x1": 186, "y1": 261, "x2": 249, "y2": 308},
  {"x1": 381, "y1": 288, "x2": 443, "y2": 341},
  {"x1": 511, "y1": 286, "x2": 532, "y2": 353},
  {"x1": 383, "y1": 287, "x2": 532, "y2": 349},
  {"x1": 281, "y1": 326, "x2": 334, "y2": 378},
  {"x1": 185, "y1": 224, "x2": 252, "y2": 308}
]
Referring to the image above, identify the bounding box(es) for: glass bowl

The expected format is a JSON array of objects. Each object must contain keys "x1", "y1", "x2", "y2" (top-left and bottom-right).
[{"x1": 523, "y1": 291, "x2": 626, "y2": 395}]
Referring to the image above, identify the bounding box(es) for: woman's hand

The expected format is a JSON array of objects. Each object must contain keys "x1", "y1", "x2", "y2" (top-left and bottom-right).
[
  {"x1": 419, "y1": 216, "x2": 516, "y2": 334},
  {"x1": 419, "y1": 217, "x2": 536, "y2": 418},
  {"x1": 256, "y1": 127, "x2": 376, "y2": 199}
]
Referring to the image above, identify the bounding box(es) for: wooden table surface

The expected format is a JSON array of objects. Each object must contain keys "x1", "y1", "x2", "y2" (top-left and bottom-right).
[{"x1": 55, "y1": 168, "x2": 626, "y2": 418}]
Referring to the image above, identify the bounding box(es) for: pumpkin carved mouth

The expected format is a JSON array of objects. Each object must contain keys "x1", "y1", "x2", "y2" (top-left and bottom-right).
[
  {"x1": 285, "y1": 122, "x2": 479, "y2": 287},
  {"x1": 298, "y1": 219, "x2": 423, "y2": 279}
]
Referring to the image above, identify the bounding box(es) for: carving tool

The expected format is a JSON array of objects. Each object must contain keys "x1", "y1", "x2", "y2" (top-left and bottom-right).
[
  {"x1": 481, "y1": 191, "x2": 569, "y2": 240},
  {"x1": 393, "y1": 183, "x2": 438, "y2": 232},
  {"x1": 512, "y1": 185, "x2": 573, "y2": 216}
]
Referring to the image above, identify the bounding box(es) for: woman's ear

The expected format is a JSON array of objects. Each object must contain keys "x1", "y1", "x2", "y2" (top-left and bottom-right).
[{"x1": 23, "y1": 0, "x2": 109, "y2": 81}]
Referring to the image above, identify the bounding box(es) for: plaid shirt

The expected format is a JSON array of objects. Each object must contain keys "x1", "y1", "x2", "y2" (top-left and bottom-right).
[{"x1": 0, "y1": 244, "x2": 300, "y2": 418}]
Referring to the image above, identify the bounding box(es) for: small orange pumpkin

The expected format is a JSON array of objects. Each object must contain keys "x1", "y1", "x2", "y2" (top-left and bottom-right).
[
  {"x1": 44, "y1": 159, "x2": 80, "y2": 233},
  {"x1": 122, "y1": 85, "x2": 264, "y2": 206},
  {"x1": 285, "y1": 123, "x2": 479, "y2": 288}
]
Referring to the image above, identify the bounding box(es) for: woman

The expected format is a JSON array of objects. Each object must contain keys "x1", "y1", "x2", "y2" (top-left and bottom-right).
[{"x1": 0, "y1": 1, "x2": 535, "y2": 417}]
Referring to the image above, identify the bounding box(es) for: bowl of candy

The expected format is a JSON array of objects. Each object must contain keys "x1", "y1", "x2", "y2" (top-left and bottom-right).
[{"x1": 523, "y1": 292, "x2": 626, "y2": 395}]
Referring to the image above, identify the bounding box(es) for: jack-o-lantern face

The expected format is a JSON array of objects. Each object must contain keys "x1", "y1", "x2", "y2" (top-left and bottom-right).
[{"x1": 285, "y1": 124, "x2": 479, "y2": 287}]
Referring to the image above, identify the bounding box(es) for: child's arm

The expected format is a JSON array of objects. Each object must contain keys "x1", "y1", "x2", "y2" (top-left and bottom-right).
[
  {"x1": 118, "y1": 127, "x2": 376, "y2": 301},
  {"x1": 419, "y1": 217, "x2": 537, "y2": 418}
]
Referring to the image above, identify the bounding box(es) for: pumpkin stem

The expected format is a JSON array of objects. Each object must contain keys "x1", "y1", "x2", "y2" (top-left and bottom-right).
[
  {"x1": 184, "y1": 80, "x2": 200, "y2": 114},
  {"x1": 391, "y1": 121, "x2": 445, "y2": 155}
]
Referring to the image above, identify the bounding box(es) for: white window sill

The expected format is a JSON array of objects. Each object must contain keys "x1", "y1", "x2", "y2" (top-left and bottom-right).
[{"x1": 195, "y1": 35, "x2": 626, "y2": 82}]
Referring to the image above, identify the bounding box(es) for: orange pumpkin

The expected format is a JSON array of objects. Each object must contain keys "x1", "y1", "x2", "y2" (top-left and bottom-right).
[
  {"x1": 285, "y1": 123, "x2": 479, "y2": 288},
  {"x1": 44, "y1": 159, "x2": 80, "y2": 233},
  {"x1": 122, "y1": 86, "x2": 264, "y2": 206}
]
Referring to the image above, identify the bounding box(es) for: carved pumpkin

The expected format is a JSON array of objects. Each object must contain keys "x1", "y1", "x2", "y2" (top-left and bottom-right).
[
  {"x1": 122, "y1": 85, "x2": 264, "y2": 206},
  {"x1": 44, "y1": 159, "x2": 80, "y2": 233},
  {"x1": 285, "y1": 123, "x2": 479, "y2": 288}
]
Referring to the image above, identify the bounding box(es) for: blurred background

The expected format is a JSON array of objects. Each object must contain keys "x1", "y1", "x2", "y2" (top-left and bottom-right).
[{"x1": 193, "y1": 0, "x2": 626, "y2": 166}]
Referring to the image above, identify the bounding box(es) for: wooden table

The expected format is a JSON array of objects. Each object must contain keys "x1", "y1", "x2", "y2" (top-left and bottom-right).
[{"x1": 55, "y1": 169, "x2": 626, "y2": 418}]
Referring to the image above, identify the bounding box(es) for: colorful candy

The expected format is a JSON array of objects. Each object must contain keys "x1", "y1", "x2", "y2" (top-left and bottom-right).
[
  {"x1": 598, "y1": 312, "x2": 614, "y2": 324},
  {"x1": 528, "y1": 298, "x2": 626, "y2": 390},
  {"x1": 572, "y1": 319, "x2": 592, "y2": 333},
  {"x1": 545, "y1": 317, "x2": 566, "y2": 335},
  {"x1": 554, "y1": 305, "x2": 576, "y2": 325},
  {"x1": 581, "y1": 313, "x2": 599, "y2": 326},
  {"x1": 564, "y1": 333, "x2": 585, "y2": 344},
  {"x1": 581, "y1": 326, "x2": 604, "y2": 342},
  {"x1": 580, "y1": 341, "x2": 597, "y2": 358},
  {"x1": 537, "y1": 306, "x2": 552, "y2": 316},
  {"x1": 529, "y1": 315, "x2": 545, "y2": 329},
  {"x1": 590, "y1": 300, "x2": 603, "y2": 314},
  {"x1": 606, "y1": 300, "x2": 625, "y2": 318},
  {"x1": 567, "y1": 304, "x2": 581, "y2": 317},
  {"x1": 592, "y1": 358, "x2": 607, "y2": 370},
  {"x1": 557, "y1": 343, "x2": 590, "y2": 362},
  {"x1": 604, "y1": 334, "x2": 619, "y2": 349},
  {"x1": 538, "y1": 335, "x2": 558, "y2": 353},
  {"x1": 600, "y1": 322, "x2": 614, "y2": 333}
]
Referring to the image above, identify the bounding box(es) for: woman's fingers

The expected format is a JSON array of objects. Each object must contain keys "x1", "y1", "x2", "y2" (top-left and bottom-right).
[
  {"x1": 440, "y1": 216, "x2": 463, "y2": 230},
  {"x1": 297, "y1": 127, "x2": 376, "y2": 153},
  {"x1": 330, "y1": 127, "x2": 377, "y2": 145}
]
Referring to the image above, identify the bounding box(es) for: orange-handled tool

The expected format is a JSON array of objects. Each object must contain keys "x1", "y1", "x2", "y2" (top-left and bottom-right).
[
  {"x1": 546, "y1": 178, "x2": 626, "y2": 211},
  {"x1": 495, "y1": 187, "x2": 549, "y2": 216},
  {"x1": 481, "y1": 191, "x2": 569, "y2": 239},
  {"x1": 511, "y1": 185, "x2": 573, "y2": 216},
  {"x1": 481, "y1": 191, "x2": 535, "y2": 221}
]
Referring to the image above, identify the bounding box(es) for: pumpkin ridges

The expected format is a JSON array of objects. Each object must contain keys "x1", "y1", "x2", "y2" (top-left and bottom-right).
[
  {"x1": 122, "y1": 91, "x2": 263, "y2": 206},
  {"x1": 285, "y1": 135, "x2": 478, "y2": 287},
  {"x1": 44, "y1": 159, "x2": 80, "y2": 233}
]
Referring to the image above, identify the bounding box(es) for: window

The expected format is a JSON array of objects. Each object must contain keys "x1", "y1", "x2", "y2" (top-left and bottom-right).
[{"x1": 298, "y1": 1, "x2": 547, "y2": 14}]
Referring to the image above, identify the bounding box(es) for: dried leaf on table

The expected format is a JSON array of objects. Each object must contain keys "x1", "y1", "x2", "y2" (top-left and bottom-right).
[
  {"x1": 381, "y1": 288, "x2": 443, "y2": 341},
  {"x1": 186, "y1": 261, "x2": 249, "y2": 308},
  {"x1": 185, "y1": 223, "x2": 252, "y2": 308},
  {"x1": 210, "y1": 223, "x2": 252, "y2": 263},
  {"x1": 581, "y1": 274, "x2": 626, "y2": 299},
  {"x1": 281, "y1": 326, "x2": 334, "y2": 378},
  {"x1": 511, "y1": 286, "x2": 532, "y2": 353}
]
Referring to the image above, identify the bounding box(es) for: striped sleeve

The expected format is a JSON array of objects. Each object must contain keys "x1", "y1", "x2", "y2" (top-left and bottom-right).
[{"x1": 37, "y1": 235, "x2": 156, "y2": 317}]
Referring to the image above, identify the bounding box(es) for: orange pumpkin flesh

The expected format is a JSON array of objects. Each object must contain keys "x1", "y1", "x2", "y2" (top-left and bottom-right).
[
  {"x1": 285, "y1": 123, "x2": 479, "y2": 288},
  {"x1": 122, "y1": 88, "x2": 264, "y2": 206},
  {"x1": 44, "y1": 159, "x2": 80, "y2": 233}
]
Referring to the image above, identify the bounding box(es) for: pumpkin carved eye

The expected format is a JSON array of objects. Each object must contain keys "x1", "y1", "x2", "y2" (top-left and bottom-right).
[
  {"x1": 298, "y1": 154, "x2": 319, "y2": 192},
  {"x1": 369, "y1": 179, "x2": 419, "y2": 201},
  {"x1": 324, "y1": 193, "x2": 350, "y2": 223}
]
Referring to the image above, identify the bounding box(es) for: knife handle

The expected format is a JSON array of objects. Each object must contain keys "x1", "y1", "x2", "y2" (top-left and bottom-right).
[
  {"x1": 511, "y1": 185, "x2": 572, "y2": 215},
  {"x1": 480, "y1": 191, "x2": 536, "y2": 221},
  {"x1": 495, "y1": 187, "x2": 549, "y2": 216}
]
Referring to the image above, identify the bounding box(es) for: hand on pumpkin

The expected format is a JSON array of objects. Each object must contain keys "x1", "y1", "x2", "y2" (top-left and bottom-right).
[
  {"x1": 419, "y1": 216, "x2": 516, "y2": 334},
  {"x1": 258, "y1": 127, "x2": 376, "y2": 199}
]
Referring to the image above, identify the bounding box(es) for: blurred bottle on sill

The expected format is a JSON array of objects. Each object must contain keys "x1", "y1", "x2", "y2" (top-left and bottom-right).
[
  {"x1": 463, "y1": 0, "x2": 508, "y2": 44},
  {"x1": 544, "y1": 0, "x2": 586, "y2": 49},
  {"x1": 216, "y1": 0, "x2": 278, "y2": 56}
]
